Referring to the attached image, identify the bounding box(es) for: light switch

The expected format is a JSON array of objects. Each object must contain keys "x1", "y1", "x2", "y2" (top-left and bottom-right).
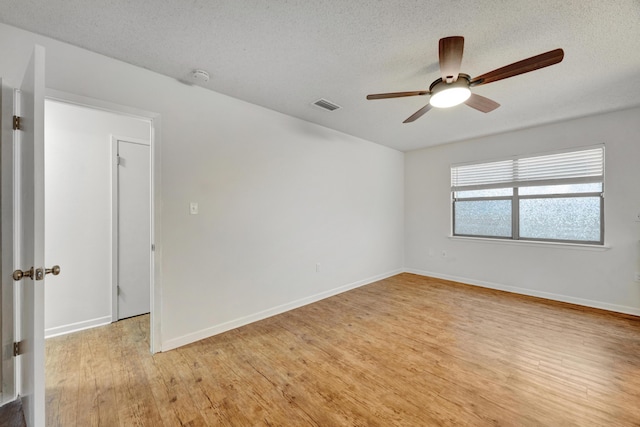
[{"x1": 190, "y1": 202, "x2": 199, "y2": 215}]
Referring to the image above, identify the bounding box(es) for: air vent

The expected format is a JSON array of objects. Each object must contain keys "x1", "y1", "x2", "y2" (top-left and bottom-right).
[{"x1": 312, "y1": 98, "x2": 341, "y2": 112}]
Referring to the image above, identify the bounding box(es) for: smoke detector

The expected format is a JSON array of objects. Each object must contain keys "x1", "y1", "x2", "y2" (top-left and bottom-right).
[{"x1": 192, "y1": 69, "x2": 210, "y2": 83}]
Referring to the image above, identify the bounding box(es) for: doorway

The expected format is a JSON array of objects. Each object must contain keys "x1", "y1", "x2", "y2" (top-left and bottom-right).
[
  {"x1": 43, "y1": 96, "x2": 155, "y2": 347},
  {"x1": 1, "y1": 49, "x2": 161, "y2": 422}
]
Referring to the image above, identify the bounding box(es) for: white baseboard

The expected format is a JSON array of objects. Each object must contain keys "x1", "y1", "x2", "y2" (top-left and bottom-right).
[
  {"x1": 45, "y1": 315, "x2": 112, "y2": 339},
  {"x1": 405, "y1": 268, "x2": 640, "y2": 317},
  {"x1": 161, "y1": 268, "x2": 404, "y2": 352}
]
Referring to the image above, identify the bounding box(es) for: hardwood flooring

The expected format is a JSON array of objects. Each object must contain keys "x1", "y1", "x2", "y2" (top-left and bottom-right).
[{"x1": 45, "y1": 273, "x2": 640, "y2": 426}]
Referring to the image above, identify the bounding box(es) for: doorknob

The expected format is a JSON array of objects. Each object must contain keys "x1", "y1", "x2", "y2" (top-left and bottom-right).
[
  {"x1": 45, "y1": 265, "x2": 61, "y2": 276},
  {"x1": 12, "y1": 267, "x2": 34, "y2": 281},
  {"x1": 36, "y1": 265, "x2": 61, "y2": 281},
  {"x1": 12, "y1": 265, "x2": 60, "y2": 281}
]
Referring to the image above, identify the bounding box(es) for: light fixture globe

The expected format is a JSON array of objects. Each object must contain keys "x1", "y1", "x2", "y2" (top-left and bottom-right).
[{"x1": 429, "y1": 75, "x2": 471, "y2": 108}]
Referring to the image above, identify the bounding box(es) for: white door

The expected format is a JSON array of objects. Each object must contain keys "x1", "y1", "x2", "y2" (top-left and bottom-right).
[
  {"x1": 1, "y1": 80, "x2": 16, "y2": 402},
  {"x1": 15, "y1": 45, "x2": 47, "y2": 426},
  {"x1": 116, "y1": 139, "x2": 151, "y2": 319}
]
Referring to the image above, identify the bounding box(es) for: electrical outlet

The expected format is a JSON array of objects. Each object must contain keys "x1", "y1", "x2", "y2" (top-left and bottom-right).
[
  {"x1": 635, "y1": 272, "x2": 640, "y2": 282},
  {"x1": 316, "y1": 263, "x2": 321, "y2": 272},
  {"x1": 189, "y1": 202, "x2": 199, "y2": 215},
  {"x1": 441, "y1": 250, "x2": 447, "y2": 258}
]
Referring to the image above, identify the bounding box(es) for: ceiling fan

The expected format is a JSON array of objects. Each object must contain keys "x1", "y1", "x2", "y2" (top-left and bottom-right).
[{"x1": 367, "y1": 36, "x2": 564, "y2": 123}]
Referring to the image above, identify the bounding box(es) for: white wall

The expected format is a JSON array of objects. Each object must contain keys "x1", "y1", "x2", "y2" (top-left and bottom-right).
[
  {"x1": 405, "y1": 107, "x2": 640, "y2": 315},
  {"x1": 44, "y1": 100, "x2": 150, "y2": 337},
  {"x1": 0, "y1": 23, "x2": 405, "y2": 349}
]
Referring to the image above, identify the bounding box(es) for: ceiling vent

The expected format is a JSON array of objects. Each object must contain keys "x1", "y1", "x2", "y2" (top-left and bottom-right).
[{"x1": 312, "y1": 98, "x2": 341, "y2": 112}]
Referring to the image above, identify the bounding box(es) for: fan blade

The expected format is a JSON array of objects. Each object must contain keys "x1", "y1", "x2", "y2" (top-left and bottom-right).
[
  {"x1": 367, "y1": 91, "x2": 428, "y2": 100},
  {"x1": 470, "y1": 48, "x2": 564, "y2": 87},
  {"x1": 439, "y1": 36, "x2": 464, "y2": 83},
  {"x1": 403, "y1": 104, "x2": 433, "y2": 123},
  {"x1": 465, "y1": 93, "x2": 500, "y2": 113}
]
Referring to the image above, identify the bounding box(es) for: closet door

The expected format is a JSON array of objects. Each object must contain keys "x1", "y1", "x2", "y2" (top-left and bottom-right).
[{"x1": 116, "y1": 139, "x2": 151, "y2": 319}]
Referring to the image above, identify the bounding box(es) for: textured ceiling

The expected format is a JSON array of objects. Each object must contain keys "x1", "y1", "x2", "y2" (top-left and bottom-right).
[{"x1": 1, "y1": 0, "x2": 639, "y2": 151}]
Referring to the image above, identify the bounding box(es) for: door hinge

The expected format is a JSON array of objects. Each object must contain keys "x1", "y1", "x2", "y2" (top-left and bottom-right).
[
  {"x1": 116, "y1": 155, "x2": 121, "y2": 166},
  {"x1": 117, "y1": 285, "x2": 120, "y2": 296},
  {"x1": 13, "y1": 115, "x2": 22, "y2": 131},
  {"x1": 13, "y1": 341, "x2": 23, "y2": 357},
  {"x1": 151, "y1": 244, "x2": 155, "y2": 251}
]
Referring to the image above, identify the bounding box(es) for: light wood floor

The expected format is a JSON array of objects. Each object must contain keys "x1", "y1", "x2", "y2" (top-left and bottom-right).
[{"x1": 46, "y1": 273, "x2": 640, "y2": 426}]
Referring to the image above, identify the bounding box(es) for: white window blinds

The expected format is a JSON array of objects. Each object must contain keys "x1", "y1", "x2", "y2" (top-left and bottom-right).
[{"x1": 451, "y1": 147, "x2": 604, "y2": 191}]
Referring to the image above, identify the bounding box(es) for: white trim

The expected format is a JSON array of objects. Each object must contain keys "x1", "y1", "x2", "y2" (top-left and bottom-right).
[
  {"x1": 448, "y1": 235, "x2": 611, "y2": 251},
  {"x1": 405, "y1": 268, "x2": 640, "y2": 317},
  {"x1": 44, "y1": 316, "x2": 112, "y2": 339},
  {"x1": 149, "y1": 117, "x2": 162, "y2": 354},
  {"x1": 45, "y1": 89, "x2": 158, "y2": 123},
  {"x1": 112, "y1": 135, "x2": 150, "y2": 147},
  {"x1": 44, "y1": 89, "x2": 162, "y2": 354},
  {"x1": 12, "y1": 89, "x2": 21, "y2": 400},
  {"x1": 110, "y1": 137, "x2": 118, "y2": 323},
  {"x1": 161, "y1": 269, "x2": 404, "y2": 352}
]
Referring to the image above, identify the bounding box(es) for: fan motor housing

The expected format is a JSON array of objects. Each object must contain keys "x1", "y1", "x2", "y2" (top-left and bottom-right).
[{"x1": 429, "y1": 73, "x2": 471, "y2": 92}]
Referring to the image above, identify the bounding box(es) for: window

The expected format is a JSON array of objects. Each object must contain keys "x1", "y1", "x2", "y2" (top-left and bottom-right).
[{"x1": 451, "y1": 146, "x2": 604, "y2": 244}]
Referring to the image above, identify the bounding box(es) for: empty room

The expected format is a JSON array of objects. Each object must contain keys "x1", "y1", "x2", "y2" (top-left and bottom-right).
[{"x1": 0, "y1": 1, "x2": 639, "y2": 426}]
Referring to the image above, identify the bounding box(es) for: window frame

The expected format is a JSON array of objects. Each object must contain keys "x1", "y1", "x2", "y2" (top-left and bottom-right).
[{"x1": 451, "y1": 146, "x2": 605, "y2": 245}]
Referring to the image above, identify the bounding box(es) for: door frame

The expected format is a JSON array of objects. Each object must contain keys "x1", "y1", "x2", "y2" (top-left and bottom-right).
[
  {"x1": 46, "y1": 89, "x2": 162, "y2": 353},
  {"x1": 0, "y1": 80, "x2": 16, "y2": 404},
  {"x1": 111, "y1": 135, "x2": 152, "y2": 322}
]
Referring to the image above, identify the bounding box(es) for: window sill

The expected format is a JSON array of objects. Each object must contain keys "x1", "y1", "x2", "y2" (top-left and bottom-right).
[{"x1": 448, "y1": 236, "x2": 611, "y2": 251}]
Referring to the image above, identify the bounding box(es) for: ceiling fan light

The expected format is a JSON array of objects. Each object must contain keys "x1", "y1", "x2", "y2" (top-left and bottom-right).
[{"x1": 430, "y1": 86, "x2": 471, "y2": 108}]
